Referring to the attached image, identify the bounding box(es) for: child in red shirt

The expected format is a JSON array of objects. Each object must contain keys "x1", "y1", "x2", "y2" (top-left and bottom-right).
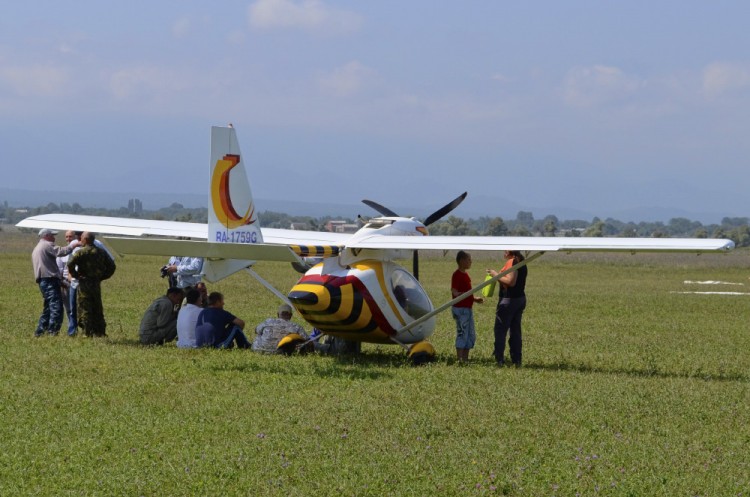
[{"x1": 451, "y1": 250, "x2": 484, "y2": 364}]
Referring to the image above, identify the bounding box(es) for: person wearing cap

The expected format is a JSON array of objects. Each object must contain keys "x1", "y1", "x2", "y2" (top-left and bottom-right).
[
  {"x1": 31, "y1": 228, "x2": 79, "y2": 337},
  {"x1": 139, "y1": 287, "x2": 185, "y2": 345},
  {"x1": 252, "y1": 303, "x2": 309, "y2": 354}
]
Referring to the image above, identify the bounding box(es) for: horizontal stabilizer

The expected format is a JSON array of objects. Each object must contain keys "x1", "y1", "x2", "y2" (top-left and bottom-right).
[{"x1": 105, "y1": 237, "x2": 303, "y2": 263}]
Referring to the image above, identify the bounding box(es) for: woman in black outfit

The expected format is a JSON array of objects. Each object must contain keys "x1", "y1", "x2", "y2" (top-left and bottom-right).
[{"x1": 487, "y1": 250, "x2": 528, "y2": 367}]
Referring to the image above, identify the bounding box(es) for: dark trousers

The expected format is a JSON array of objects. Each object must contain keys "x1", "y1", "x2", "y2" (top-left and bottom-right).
[
  {"x1": 217, "y1": 325, "x2": 251, "y2": 349},
  {"x1": 36, "y1": 278, "x2": 63, "y2": 335},
  {"x1": 493, "y1": 296, "x2": 526, "y2": 365}
]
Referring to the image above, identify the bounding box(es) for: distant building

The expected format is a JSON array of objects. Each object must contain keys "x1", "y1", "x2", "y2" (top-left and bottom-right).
[
  {"x1": 290, "y1": 222, "x2": 309, "y2": 231},
  {"x1": 325, "y1": 220, "x2": 358, "y2": 233},
  {"x1": 325, "y1": 220, "x2": 346, "y2": 232},
  {"x1": 127, "y1": 198, "x2": 143, "y2": 213}
]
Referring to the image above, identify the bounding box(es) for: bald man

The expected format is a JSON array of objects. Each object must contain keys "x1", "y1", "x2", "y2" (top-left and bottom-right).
[{"x1": 67, "y1": 232, "x2": 115, "y2": 337}]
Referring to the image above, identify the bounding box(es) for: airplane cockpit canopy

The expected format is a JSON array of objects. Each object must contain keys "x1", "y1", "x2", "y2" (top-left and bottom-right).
[{"x1": 390, "y1": 268, "x2": 432, "y2": 320}]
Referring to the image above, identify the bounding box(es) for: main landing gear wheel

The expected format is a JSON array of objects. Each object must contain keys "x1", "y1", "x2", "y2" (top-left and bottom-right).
[
  {"x1": 277, "y1": 333, "x2": 309, "y2": 355},
  {"x1": 407, "y1": 341, "x2": 435, "y2": 366}
]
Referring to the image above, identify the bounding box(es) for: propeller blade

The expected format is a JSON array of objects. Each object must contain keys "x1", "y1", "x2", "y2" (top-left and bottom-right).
[
  {"x1": 413, "y1": 250, "x2": 420, "y2": 281},
  {"x1": 362, "y1": 199, "x2": 399, "y2": 217},
  {"x1": 423, "y1": 192, "x2": 467, "y2": 226}
]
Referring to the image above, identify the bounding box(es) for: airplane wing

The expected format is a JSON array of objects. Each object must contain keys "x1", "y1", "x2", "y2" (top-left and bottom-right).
[
  {"x1": 15, "y1": 214, "x2": 208, "y2": 239},
  {"x1": 16, "y1": 215, "x2": 351, "y2": 245},
  {"x1": 260, "y1": 228, "x2": 350, "y2": 246},
  {"x1": 105, "y1": 237, "x2": 302, "y2": 262},
  {"x1": 344, "y1": 235, "x2": 735, "y2": 253}
]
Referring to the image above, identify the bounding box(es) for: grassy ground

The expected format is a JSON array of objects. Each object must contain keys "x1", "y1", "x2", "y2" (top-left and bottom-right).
[{"x1": 1, "y1": 230, "x2": 749, "y2": 496}]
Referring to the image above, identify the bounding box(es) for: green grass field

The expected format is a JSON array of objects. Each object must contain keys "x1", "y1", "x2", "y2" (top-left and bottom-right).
[{"x1": 1, "y1": 230, "x2": 749, "y2": 496}]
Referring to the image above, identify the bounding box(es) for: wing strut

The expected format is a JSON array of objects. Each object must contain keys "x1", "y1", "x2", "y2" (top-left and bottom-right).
[
  {"x1": 396, "y1": 251, "x2": 546, "y2": 337},
  {"x1": 244, "y1": 267, "x2": 291, "y2": 305}
]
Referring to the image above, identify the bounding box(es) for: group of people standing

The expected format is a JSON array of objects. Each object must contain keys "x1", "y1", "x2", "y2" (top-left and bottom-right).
[
  {"x1": 32, "y1": 229, "x2": 114, "y2": 338},
  {"x1": 451, "y1": 250, "x2": 528, "y2": 367}
]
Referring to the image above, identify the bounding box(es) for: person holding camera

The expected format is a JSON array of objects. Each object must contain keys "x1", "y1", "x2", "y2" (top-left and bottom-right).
[{"x1": 162, "y1": 256, "x2": 203, "y2": 291}]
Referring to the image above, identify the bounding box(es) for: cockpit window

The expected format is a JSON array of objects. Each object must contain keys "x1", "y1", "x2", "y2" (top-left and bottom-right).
[
  {"x1": 390, "y1": 269, "x2": 432, "y2": 320},
  {"x1": 363, "y1": 219, "x2": 394, "y2": 229}
]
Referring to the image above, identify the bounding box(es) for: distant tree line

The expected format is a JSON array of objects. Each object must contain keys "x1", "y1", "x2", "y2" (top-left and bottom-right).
[{"x1": 2, "y1": 201, "x2": 749, "y2": 247}]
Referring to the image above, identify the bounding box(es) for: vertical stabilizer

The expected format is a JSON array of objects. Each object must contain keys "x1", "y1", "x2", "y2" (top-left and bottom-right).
[
  {"x1": 208, "y1": 125, "x2": 264, "y2": 244},
  {"x1": 203, "y1": 125, "x2": 262, "y2": 281}
]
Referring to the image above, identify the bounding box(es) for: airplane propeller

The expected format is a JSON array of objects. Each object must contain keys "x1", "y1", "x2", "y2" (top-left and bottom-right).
[
  {"x1": 362, "y1": 192, "x2": 467, "y2": 280},
  {"x1": 361, "y1": 200, "x2": 398, "y2": 217}
]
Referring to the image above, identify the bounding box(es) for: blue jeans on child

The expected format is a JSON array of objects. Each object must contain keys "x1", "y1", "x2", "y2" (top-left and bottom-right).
[{"x1": 452, "y1": 307, "x2": 476, "y2": 349}]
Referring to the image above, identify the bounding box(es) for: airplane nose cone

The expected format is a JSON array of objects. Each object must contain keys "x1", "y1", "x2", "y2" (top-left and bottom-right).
[
  {"x1": 288, "y1": 281, "x2": 330, "y2": 313},
  {"x1": 288, "y1": 289, "x2": 318, "y2": 306}
]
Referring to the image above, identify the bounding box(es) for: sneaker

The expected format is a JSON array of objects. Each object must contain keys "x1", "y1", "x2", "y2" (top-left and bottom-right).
[{"x1": 496, "y1": 360, "x2": 505, "y2": 368}]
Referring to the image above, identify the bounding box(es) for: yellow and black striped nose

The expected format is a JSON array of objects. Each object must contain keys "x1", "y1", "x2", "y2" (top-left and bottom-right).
[{"x1": 288, "y1": 273, "x2": 391, "y2": 343}]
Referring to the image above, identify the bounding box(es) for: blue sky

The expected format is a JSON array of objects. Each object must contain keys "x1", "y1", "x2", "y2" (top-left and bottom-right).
[{"x1": 2, "y1": 1, "x2": 749, "y2": 222}]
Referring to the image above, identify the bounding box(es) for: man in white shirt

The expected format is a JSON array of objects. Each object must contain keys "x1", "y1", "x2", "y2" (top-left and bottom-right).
[
  {"x1": 56, "y1": 230, "x2": 82, "y2": 336},
  {"x1": 163, "y1": 256, "x2": 203, "y2": 290},
  {"x1": 176, "y1": 289, "x2": 204, "y2": 348}
]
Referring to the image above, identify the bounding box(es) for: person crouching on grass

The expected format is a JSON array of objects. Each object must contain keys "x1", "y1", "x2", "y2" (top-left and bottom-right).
[{"x1": 451, "y1": 250, "x2": 484, "y2": 364}]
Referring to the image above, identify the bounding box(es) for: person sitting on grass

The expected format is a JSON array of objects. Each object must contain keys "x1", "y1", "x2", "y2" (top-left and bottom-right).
[
  {"x1": 195, "y1": 292, "x2": 250, "y2": 349},
  {"x1": 176, "y1": 289, "x2": 204, "y2": 349},
  {"x1": 195, "y1": 282, "x2": 208, "y2": 308},
  {"x1": 252, "y1": 303, "x2": 310, "y2": 354},
  {"x1": 139, "y1": 287, "x2": 184, "y2": 345}
]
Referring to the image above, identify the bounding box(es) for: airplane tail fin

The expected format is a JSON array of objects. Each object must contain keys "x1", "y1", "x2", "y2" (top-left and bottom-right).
[
  {"x1": 208, "y1": 125, "x2": 264, "y2": 244},
  {"x1": 203, "y1": 125, "x2": 263, "y2": 281}
]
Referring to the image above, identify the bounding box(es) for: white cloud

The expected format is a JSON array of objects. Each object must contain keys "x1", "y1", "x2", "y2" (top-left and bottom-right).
[
  {"x1": 109, "y1": 66, "x2": 184, "y2": 100},
  {"x1": 702, "y1": 62, "x2": 750, "y2": 99},
  {"x1": 248, "y1": 0, "x2": 362, "y2": 34},
  {"x1": 0, "y1": 64, "x2": 69, "y2": 97},
  {"x1": 563, "y1": 65, "x2": 642, "y2": 108},
  {"x1": 316, "y1": 61, "x2": 376, "y2": 97},
  {"x1": 172, "y1": 17, "x2": 191, "y2": 38}
]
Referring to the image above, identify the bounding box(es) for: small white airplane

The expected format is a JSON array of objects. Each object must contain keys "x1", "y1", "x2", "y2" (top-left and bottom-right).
[{"x1": 18, "y1": 125, "x2": 736, "y2": 363}]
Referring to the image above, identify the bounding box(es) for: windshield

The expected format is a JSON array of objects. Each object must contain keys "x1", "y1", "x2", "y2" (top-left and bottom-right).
[{"x1": 390, "y1": 269, "x2": 432, "y2": 320}]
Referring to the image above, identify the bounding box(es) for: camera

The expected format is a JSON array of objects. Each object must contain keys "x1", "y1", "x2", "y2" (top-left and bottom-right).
[{"x1": 160, "y1": 265, "x2": 170, "y2": 278}]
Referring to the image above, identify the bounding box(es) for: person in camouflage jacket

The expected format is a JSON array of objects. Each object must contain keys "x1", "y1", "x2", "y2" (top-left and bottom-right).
[{"x1": 67, "y1": 232, "x2": 113, "y2": 337}]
